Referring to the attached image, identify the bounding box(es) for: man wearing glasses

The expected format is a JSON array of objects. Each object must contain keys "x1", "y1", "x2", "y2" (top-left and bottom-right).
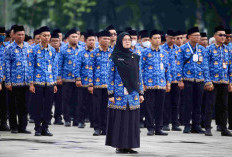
[
  {"x1": 177, "y1": 27, "x2": 209, "y2": 134},
  {"x1": 175, "y1": 31, "x2": 183, "y2": 47},
  {"x1": 105, "y1": 25, "x2": 117, "y2": 51},
  {"x1": 204, "y1": 26, "x2": 232, "y2": 136}
]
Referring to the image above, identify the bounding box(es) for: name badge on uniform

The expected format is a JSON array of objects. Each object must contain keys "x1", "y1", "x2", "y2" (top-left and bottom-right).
[
  {"x1": 199, "y1": 55, "x2": 203, "y2": 62},
  {"x1": 193, "y1": 54, "x2": 198, "y2": 62},
  {"x1": 223, "y1": 62, "x2": 227, "y2": 69},
  {"x1": 48, "y1": 64, "x2": 52, "y2": 72},
  {"x1": 160, "y1": 62, "x2": 164, "y2": 70},
  {"x1": 124, "y1": 87, "x2": 128, "y2": 95}
]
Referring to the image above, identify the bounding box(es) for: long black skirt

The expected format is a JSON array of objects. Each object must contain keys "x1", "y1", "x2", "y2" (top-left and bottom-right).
[{"x1": 105, "y1": 106, "x2": 140, "y2": 149}]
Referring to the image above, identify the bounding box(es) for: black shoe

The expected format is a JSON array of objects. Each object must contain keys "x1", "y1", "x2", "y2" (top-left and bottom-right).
[
  {"x1": 228, "y1": 126, "x2": 232, "y2": 130},
  {"x1": 35, "y1": 130, "x2": 41, "y2": 136},
  {"x1": 11, "y1": 129, "x2": 18, "y2": 134},
  {"x1": 41, "y1": 129, "x2": 53, "y2": 136},
  {"x1": 217, "y1": 125, "x2": 222, "y2": 132},
  {"x1": 155, "y1": 130, "x2": 168, "y2": 136},
  {"x1": 0, "y1": 124, "x2": 11, "y2": 131},
  {"x1": 126, "y1": 149, "x2": 138, "y2": 154},
  {"x1": 73, "y1": 122, "x2": 78, "y2": 126},
  {"x1": 101, "y1": 130, "x2": 106, "y2": 135},
  {"x1": 172, "y1": 126, "x2": 182, "y2": 131},
  {"x1": 64, "y1": 122, "x2": 71, "y2": 127},
  {"x1": 191, "y1": 126, "x2": 205, "y2": 134},
  {"x1": 183, "y1": 126, "x2": 191, "y2": 133},
  {"x1": 18, "y1": 129, "x2": 31, "y2": 134},
  {"x1": 147, "y1": 130, "x2": 154, "y2": 136},
  {"x1": 205, "y1": 129, "x2": 213, "y2": 136},
  {"x1": 85, "y1": 118, "x2": 90, "y2": 123},
  {"x1": 162, "y1": 125, "x2": 170, "y2": 131},
  {"x1": 221, "y1": 129, "x2": 232, "y2": 137},
  {"x1": 201, "y1": 122, "x2": 205, "y2": 128},
  {"x1": 48, "y1": 121, "x2": 52, "y2": 125},
  {"x1": 29, "y1": 119, "x2": 34, "y2": 123},
  {"x1": 140, "y1": 122, "x2": 145, "y2": 128},
  {"x1": 78, "y1": 123, "x2": 85, "y2": 128},
  {"x1": 116, "y1": 149, "x2": 127, "y2": 154},
  {"x1": 54, "y1": 119, "x2": 64, "y2": 125},
  {"x1": 93, "y1": 130, "x2": 100, "y2": 136}
]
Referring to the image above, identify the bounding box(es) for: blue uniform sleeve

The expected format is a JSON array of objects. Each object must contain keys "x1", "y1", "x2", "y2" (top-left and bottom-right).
[
  {"x1": 203, "y1": 47, "x2": 211, "y2": 85},
  {"x1": 74, "y1": 51, "x2": 82, "y2": 81},
  {"x1": 52, "y1": 50, "x2": 59, "y2": 82},
  {"x1": 107, "y1": 59, "x2": 115, "y2": 97},
  {"x1": 28, "y1": 47, "x2": 36, "y2": 84},
  {"x1": 176, "y1": 47, "x2": 184, "y2": 81},
  {"x1": 4, "y1": 46, "x2": 12, "y2": 85},
  {"x1": 88, "y1": 50, "x2": 95, "y2": 86},
  {"x1": 58, "y1": 48, "x2": 64, "y2": 80},
  {"x1": 139, "y1": 58, "x2": 144, "y2": 95}
]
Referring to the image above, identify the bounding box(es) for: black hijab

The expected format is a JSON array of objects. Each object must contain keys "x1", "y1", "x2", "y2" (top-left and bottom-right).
[{"x1": 110, "y1": 32, "x2": 140, "y2": 94}]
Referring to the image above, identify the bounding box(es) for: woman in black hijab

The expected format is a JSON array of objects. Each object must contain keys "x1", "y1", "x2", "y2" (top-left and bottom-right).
[{"x1": 105, "y1": 32, "x2": 144, "y2": 154}]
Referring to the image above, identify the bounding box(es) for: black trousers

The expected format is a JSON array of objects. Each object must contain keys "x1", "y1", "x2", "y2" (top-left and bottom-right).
[
  {"x1": 215, "y1": 95, "x2": 222, "y2": 126},
  {"x1": 144, "y1": 89, "x2": 166, "y2": 131},
  {"x1": 54, "y1": 85, "x2": 63, "y2": 120},
  {"x1": 62, "y1": 82, "x2": 78, "y2": 122},
  {"x1": 179, "y1": 90, "x2": 184, "y2": 124},
  {"x1": 163, "y1": 83, "x2": 180, "y2": 127},
  {"x1": 76, "y1": 87, "x2": 89, "y2": 123},
  {"x1": 92, "y1": 88, "x2": 108, "y2": 131},
  {"x1": 32, "y1": 85, "x2": 54, "y2": 131},
  {"x1": 204, "y1": 84, "x2": 228, "y2": 130},
  {"x1": 26, "y1": 90, "x2": 33, "y2": 119},
  {"x1": 182, "y1": 81, "x2": 204, "y2": 127},
  {"x1": 201, "y1": 91, "x2": 207, "y2": 126},
  {"x1": 228, "y1": 92, "x2": 232, "y2": 127},
  {"x1": 8, "y1": 86, "x2": 28, "y2": 130},
  {"x1": 0, "y1": 82, "x2": 8, "y2": 125}
]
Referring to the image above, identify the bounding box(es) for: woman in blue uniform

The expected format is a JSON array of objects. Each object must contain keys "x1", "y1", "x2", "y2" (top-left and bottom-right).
[{"x1": 105, "y1": 32, "x2": 144, "y2": 154}]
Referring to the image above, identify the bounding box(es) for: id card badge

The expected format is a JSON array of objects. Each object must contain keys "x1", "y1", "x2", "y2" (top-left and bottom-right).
[
  {"x1": 48, "y1": 64, "x2": 52, "y2": 72},
  {"x1": 223, "y1": 62, "x2": 227, "y2": 69},
  {"x1": 199, "y1": 55, "x2": 203, "y2": 62},
  {"x1": 124, "y1": 87, "x2": 128, "y2": 95},
  {"x1": 160, "y1": 62, "x2": 164, "y2": 70},
  {"x1": 193, "y1": 54, "x2": 198, "y2": 62}
]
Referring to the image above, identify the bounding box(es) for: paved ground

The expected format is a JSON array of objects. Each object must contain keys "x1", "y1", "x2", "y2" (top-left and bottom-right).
[{"x1": 0, "y1": 120, "x2": 232, "y2": 157}]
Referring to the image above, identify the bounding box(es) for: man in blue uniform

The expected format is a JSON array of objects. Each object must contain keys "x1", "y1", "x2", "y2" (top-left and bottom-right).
[
  {"x1": 225, "y1": 28, "x2": 232, "y2": 130},
  {"x1": 162, "y1": 29, "x2": 182, "y2": 131},
  {"x1": 0, "y1": 26, "x2": 10, "y2": 131},
  {"x1": 204, "y1": 26, "x2": 232, "y2": 136},
  {"x1": 50, "y1": 32, "x2": 63, "y2": 125},
  {"x1": 5, "y1": 25, "x2": 32, "y2": 134},
  {"x1": 75, "y1": 30, "x2": 95, "y2": 128},
  {"x1": 58, "y1": 28, "x2": 83, "y2": 127},
  {"x1": 29, "y1": 26, "x2": 58, "y2": 136},
  {"x1": 141, "y1": 29, "x2": 171, "y2": 136},
  {"x1": 177, "y1": 27, "x2": 209, "y2": 134},
  {"x1": 88, "y1": 30, "x2": 111, "y2": 136}
]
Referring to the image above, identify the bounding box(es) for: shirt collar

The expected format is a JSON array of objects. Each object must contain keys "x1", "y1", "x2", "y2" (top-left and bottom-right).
[
  {"x1": 85, "y1": 46, "x2": 95, "y2": 51},
  {"x1": 14, "y1": 41, "x2": 25, "y2": 49},
  {"x1": 151, "y1": 45, "x2": 160, "y2": 51},
  {"x1": 40, "y1": 43, "x2": 50, "y2": 51},
  {"x1": 214, "y1": 43, "x2": 225, "y2": 48},
  {"x1": 99, "y1": 46, "x2": 110, "y2": 52},
  {"x1": 68, "y1": 44, "x2": 78, "y2": 50}
]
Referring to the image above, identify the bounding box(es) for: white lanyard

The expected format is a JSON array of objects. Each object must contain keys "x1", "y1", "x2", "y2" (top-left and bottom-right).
[{"x1": 187, "y1": 42, "x2": 198, "y2": 54}]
